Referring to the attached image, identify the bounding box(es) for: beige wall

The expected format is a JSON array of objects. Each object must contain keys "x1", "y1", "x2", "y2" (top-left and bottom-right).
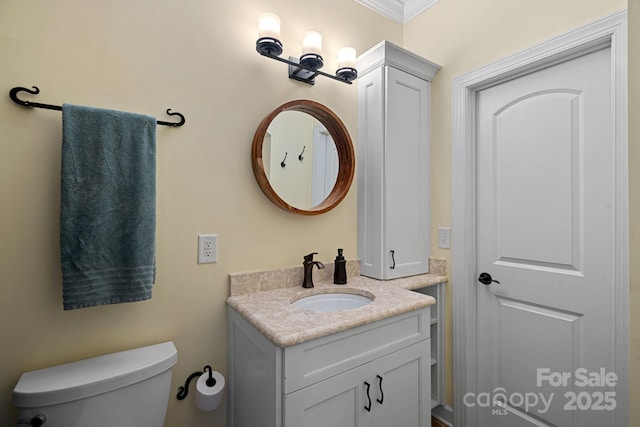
[
  {"x1": 1, "y1": 0, "x2": 636, "y2": 426},
  {"x1": 0, "y1": 1, "x2": 400, "y2": 425},
  {"x1": 403, "y1": 0, "x2": 636, "y2": 424}
]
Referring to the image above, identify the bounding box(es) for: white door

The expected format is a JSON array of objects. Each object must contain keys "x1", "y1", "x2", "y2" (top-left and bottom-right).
[
  {"x1": 474, "y1": 46, "x2": 617, "y2": 426},
  {"x1": 311, "y1": 125, "x2": 339, "y2": 206}
]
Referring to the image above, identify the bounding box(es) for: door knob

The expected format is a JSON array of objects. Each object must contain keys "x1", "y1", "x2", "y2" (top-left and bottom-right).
[{"x1": 478, "y1": 272, "x2": 500, "y2": 285}]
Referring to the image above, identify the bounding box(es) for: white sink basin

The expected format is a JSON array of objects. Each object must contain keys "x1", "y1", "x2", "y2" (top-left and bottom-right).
[{"x1": 291, "y1": 291, "x2": 374, "y2": 312}]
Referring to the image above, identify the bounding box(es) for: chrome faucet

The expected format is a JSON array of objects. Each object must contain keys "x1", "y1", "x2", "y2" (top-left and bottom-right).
[{"x1": 302, "y1": 252, "x2": 325, "y2": 288}]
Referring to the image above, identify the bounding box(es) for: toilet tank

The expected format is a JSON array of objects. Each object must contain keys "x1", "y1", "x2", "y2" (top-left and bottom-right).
[{"x1": 13, "y1": 341, "x2": 178, "y2": 427}]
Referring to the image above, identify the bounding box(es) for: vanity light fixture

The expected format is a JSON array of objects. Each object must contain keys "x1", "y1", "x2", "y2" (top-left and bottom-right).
[{"x1": 256, "y1": 13, "x2": 358, "y2": 85}]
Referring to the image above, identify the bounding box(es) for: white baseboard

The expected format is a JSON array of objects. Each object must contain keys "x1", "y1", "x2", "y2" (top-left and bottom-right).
[{"x1": 433, "y1": 404, "x2": 454, "y2": 426}]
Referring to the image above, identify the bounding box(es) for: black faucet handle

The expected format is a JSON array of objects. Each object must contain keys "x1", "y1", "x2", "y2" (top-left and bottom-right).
[{"x1": 304, "y1": 252, "x2": 318, "y2": 262}]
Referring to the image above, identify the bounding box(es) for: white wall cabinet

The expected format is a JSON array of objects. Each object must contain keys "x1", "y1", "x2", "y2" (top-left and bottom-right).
[
  {"x1": 227, "y1": 307, "x2": 431, "y2": 427},
  {"x1": 357, "y1": 41, "x2": 440, "y2": 280}
]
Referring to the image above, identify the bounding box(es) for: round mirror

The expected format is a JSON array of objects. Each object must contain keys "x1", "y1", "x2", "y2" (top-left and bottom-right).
[{"x1": 252, "y1": 100, "x2": 355, "y2": 215}]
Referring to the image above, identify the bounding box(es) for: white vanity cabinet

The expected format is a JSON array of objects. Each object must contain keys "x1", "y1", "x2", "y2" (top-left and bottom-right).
[
  {"x1": 357, "y1": 41, "x2": 440, "y2": 280},
  {"x1": 227, "y1": 306, "x2": 431, "y2": 427}
]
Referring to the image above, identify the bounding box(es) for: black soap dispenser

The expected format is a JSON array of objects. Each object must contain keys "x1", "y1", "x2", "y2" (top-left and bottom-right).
[{"x1": 333, "y1": 248, "x2": 347, "y2": 285}]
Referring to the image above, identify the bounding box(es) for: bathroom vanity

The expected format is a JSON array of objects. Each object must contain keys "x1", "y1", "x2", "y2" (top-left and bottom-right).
[{"x1": 226, "y1": 262, "x2": 446, "y2": 427}]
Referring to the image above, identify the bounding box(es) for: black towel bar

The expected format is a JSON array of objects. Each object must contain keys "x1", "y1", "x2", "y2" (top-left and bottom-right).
[{"x1": 9, "y1": 86, "x2": 185, "y2": 127}]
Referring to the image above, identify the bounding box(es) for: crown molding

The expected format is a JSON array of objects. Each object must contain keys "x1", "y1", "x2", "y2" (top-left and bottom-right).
[
  {"x1": 357, "y1": 40, "x2": 440, "y2": 81},
  {"x1": 355, "y1": 0, "x2": 440, "y2": 24}
]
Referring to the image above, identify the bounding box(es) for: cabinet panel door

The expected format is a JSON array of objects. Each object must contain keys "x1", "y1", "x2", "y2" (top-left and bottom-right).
[
  {"x1": 370, "y1": 341, "x2": 431, "y2": 427},
  {"x1": 384, "y1": 66, "x2": 430, "y2": 279},
  {"x1": 284, "y1": 364, "x2": 370, "y2": 427}
]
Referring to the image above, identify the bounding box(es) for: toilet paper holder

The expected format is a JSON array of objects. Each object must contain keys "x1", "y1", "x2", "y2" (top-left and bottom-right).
[{"x1": 176, "y1": 365, "x2": 217, "y2": 400}]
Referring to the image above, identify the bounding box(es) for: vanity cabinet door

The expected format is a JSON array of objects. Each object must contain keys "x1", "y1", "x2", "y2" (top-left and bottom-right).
[
  {"x1": 284, "y1": 363, "x2": 371, "y2": 427},
  {"x1": 283, "y1": 341, "x2": 430, "y2": 427},
  {"x1": 370, "y1": 340, "x2": 431, "y2": 427}
]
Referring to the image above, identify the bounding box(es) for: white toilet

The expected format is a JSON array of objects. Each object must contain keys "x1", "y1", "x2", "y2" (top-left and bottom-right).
[{"x1": 13, "y1": 341, "x2": 177, "y2": 427}]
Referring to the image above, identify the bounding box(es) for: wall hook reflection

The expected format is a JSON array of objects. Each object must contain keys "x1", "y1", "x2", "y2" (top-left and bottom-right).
[
  {"x1": 298, "y1": 145, "x2": 306, "y2": 161},
  {"x1": 281, "y1": 152, "x2": 288, "y2": 168}
]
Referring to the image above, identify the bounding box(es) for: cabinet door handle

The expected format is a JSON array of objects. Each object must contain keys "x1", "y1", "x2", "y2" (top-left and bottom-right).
[
  {"x1": 390, "y1": 250, "x2": 396, "y2": 269},
  {"x1": 364, "y1": 381, "x2": 372, "y2": 412},
  {"x1": 376, "y1": 375, "x2": 384, "y2": 404}
]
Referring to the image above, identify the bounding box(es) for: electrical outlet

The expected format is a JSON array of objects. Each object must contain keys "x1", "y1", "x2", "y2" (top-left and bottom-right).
[{"x1": 198, "y1": 234, "x2": 218, "y2": 264}]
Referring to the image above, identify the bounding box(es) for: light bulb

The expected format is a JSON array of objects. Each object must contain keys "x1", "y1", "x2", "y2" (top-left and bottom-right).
[
  {"x1": 258, "y1": 13, "x2": 281, "y2": 39},
  {"x1": 336, "y1": 47, "x2": 358, "y2": 82},
  {"x1": 337, "y1": 47, "x2": 356, "y2": 69},
  {"x1": 302, "y1": 31, "x2": 323, "y2": 56},
  {"x1": 256, "y1": 12, "x2": 283, "y2": 56}
]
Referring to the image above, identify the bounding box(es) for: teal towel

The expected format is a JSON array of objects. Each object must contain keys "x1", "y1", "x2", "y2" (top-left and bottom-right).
[{"x1": 61, "y1": 103, "x2": 156, "y2": 310}]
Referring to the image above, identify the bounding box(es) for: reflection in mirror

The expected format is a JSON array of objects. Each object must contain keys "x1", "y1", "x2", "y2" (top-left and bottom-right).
[
  {"x1": 252, "y1": 99, "x2": 355, "y2": 215},
  {"x1": 263, "y1": 111, "x2": 338, "y2": 210}
]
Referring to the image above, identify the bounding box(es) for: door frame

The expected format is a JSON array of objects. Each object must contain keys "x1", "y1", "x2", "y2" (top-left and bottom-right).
[{"x1": 451, "y1": 10, "x2": 628, "y2": 426}]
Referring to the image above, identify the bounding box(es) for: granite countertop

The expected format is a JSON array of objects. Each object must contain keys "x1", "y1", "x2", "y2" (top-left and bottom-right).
[{"x1": 227, "y1": 259, "x2": 447, "y2": 348}]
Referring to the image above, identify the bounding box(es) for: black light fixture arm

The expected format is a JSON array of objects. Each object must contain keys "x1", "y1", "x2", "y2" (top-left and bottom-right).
[
  {"x1": 10, "y1": 86, "x2": 186, "y2": 127},
  {"x1": 256, "y1": 47, "x2": 355, "y2": 85}
]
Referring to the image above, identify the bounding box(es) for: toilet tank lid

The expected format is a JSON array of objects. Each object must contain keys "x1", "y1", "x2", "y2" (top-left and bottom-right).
[{"x1": 13, "y1": 341, "x2": 177, "y2": 408}]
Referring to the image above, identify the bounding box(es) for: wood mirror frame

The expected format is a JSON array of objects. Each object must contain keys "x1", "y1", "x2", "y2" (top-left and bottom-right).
[{"x1": 252, "y1": 99, "x2": 355, "y2": 215}]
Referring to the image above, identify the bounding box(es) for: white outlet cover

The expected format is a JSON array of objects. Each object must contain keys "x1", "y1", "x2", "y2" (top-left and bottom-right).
[{"x1": 198, "y1": 234, "x2": 218, "y2": 264}]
